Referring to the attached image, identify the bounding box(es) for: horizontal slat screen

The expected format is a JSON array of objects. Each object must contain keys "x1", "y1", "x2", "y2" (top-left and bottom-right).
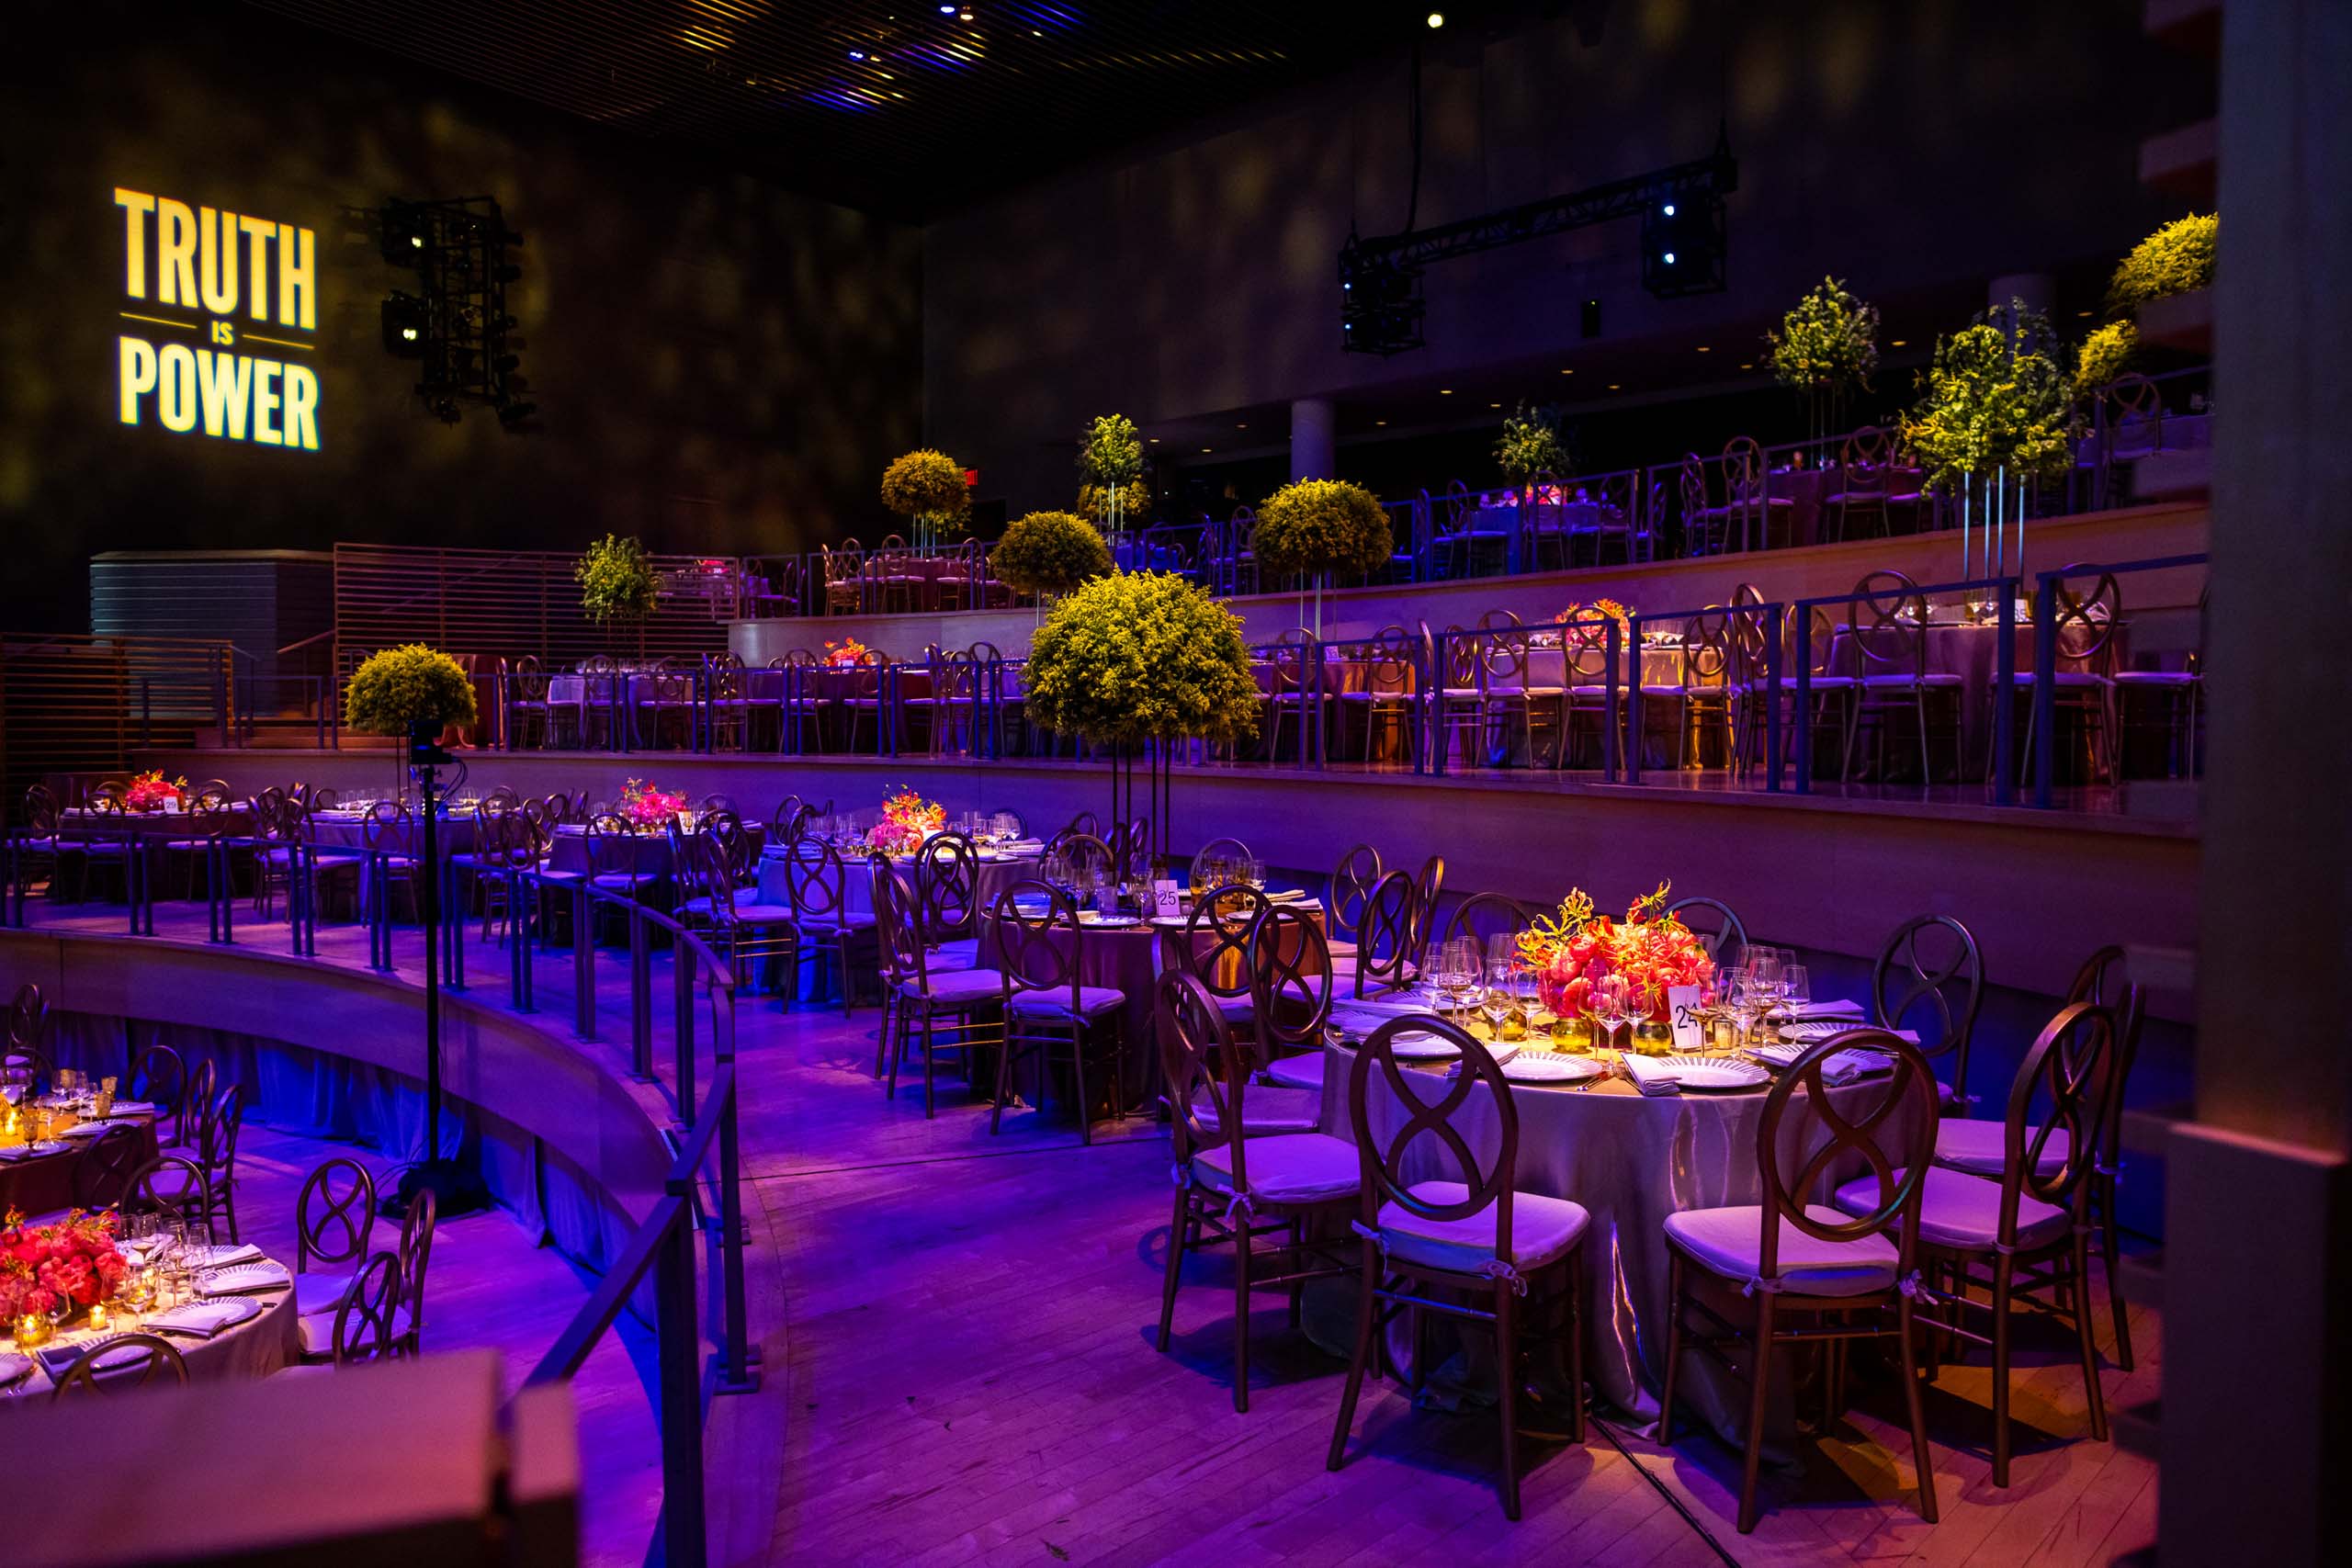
[
  {"x1": 332, "y1": 544, "x2": 735, "y2": 681},
  {"x1": 1, "y1": 634, "x2": 236, "y2": 810}
]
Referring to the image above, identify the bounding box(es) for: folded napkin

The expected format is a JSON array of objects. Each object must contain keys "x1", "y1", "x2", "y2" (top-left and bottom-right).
[
  {"x1": 101, "y1": 1100, "x2": 159, "y2": 1117},
  {"x1": 1619, "y1": 1054, "x2": 1681, "y2": 1097},
  {"x1": 1262, "y1": 888, "x2": 1312, "y2": 904},
  {"x1": 1781, "y1": 1021, "x2": 1921, "y2": 1045},
  {"x1": 1784, "y1": 998, "x2": 1865, "y2": 1021},
  {"x1": 188, "y1": 1242, "x2": 265, "y2": 1269},
  {"x1": 144, "y1": 1299, "x2": 254, "y2": 1339},
  {"x1": 999, "y1": 840, "x2": 1045, "y2": 855},
  {"x1": 1746, "y1": 1042, "x2": 1892, "y2": 1084},
  {"x1": 0, "y1": 1145, "x2": 32, "y2": 1162},
  {"x1": 0, "y1": 1352, "x2": 31, "y2": 1391},
  {"x1": 58, "y1": 1122, "x2": 116, "y2": 1141},
  {"x1": 34, "y1": 1335, "x2": 145, "y2": 1380}
]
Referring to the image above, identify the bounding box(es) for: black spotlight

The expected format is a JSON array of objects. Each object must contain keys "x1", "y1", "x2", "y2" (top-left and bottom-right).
[
  {"x1": 380, "y1": 293, "x2": 429, "y2": 357},
  {"x1": 379, "y1": 200, "x2": 431, "y2": 266},
  {"x1": 1641, "y1": 194, "x2": 1726, "y2": 299},
  {"x1": 1339, "y1": 249, "x2": 1427, "y2": 356}
]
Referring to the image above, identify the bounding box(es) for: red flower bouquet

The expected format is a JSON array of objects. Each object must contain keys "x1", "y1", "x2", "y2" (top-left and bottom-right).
[
  {"x1": 619, "y1": 778, "x2": 687, "y2": 829},
  {"x1": 822, "y1": 637, "x2": 871, "y2": 669},
  {"x1": 0, "y1": 1208, "x2": 130, "y2": 1321},
  {"x1": 124, "y1": 770, "x2": 188, "y2": 812},
  {"x1": 1519, "y1": 883, "x2": 1713, "y2": 1023}
]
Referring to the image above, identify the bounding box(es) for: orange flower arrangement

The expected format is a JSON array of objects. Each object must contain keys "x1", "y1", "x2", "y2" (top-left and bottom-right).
[
  {"x1": 822, "y1": 637, "x2": 871, "y2": 668},
  {"x1": 1555, "y1": 597, "x2": 1632, "y2": 632},
  {"x1": 868, "y1": 788, "x2": 946, "y2": 855},
  {"x1": 1517, "y1": 882, "x2": 1713, "y2": 1022}
]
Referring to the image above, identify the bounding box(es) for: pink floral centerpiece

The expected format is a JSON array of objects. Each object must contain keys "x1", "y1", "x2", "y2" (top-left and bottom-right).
[
  {"x1": 619, "y1": 778, "x2": 687, "y2": 829},
  {"x1": 867, "y1": 788, "x2": 945, "y2": 855},
  {"x1": 822, "y1": 637, "x2": 871, "y2": 669},
  {"x1": 1519, "y1": 883, "x2": 1713, "y2": 1022},
  {"x1": 0, "y1": 1208, "x2": 130, "y2": 1323},
  {"x1": 123, "y1": 770, "x2": 188, "y2": 812}
]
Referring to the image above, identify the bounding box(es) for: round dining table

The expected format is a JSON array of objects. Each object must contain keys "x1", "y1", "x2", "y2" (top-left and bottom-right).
[
  {"x1": 1303, "y1": 1017, "x2": 1898, "y2": 1444},
  {"x1": 0, "y1": 1111, "x2": 162, "y2": 1217},
  {"x1": 0, "y1": 1244, "x2": 303, "y2": 1401}
]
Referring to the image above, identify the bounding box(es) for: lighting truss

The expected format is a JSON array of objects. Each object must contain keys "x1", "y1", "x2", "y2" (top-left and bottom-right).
[
  {"x1": 1338, "y1": 130, "x2": 1737, "y2": 354},
  {"x1": 371, "y1": 196, "x2": 535, "y2": 428}
]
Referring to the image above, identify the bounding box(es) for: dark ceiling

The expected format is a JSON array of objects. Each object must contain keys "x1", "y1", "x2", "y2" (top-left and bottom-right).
[{"x1": 241, "y1": 1, "x2": 1521, "y2": 220}]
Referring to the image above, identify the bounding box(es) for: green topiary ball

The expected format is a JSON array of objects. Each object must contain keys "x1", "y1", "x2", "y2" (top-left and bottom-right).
[
  {"x1": 880, "y1": 448, "x2": 971, "y2": 518},
  {"x1": 2107, "y1": 213, "x2": 2216, "y2": 313},
  {"x1": 992, "y1": 510, "x2": 1113, "y2": 599},
  {"x1": 1024, "y1": 571, "x2": 1260, "y2": 747},
  {"x1": 1253, "y1": 479, "x2": 1393, "y2": 581},
  {"x1": 343, "y1": 644, "x2": 479, "y2": 737}
]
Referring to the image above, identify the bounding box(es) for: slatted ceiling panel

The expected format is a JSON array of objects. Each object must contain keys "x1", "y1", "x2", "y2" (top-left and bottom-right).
[
  {"x1": 235, "y1": 0, "x2": 1460, "y2": 218},
  {"x1": 332, "y1": 543, "x2": 734, "y2": 680},
  {"x1": 0, "y1": 636, "x2": 236, "y2": 806}
]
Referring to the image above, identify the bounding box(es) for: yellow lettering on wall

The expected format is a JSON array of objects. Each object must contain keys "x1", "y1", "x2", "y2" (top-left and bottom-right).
[
  {"x1": 196, "y1": 348, "x2": 253, "y2": 440},
  {"x1": 157, "y1": 343, "x2": 198, "y2": 433},
  {"x1": 238, "y1": 215, "x2": 276, "y2": 322},
  {"x1": 277, "y1": 224, "x2": 314, "y2": 331},
  {"x1": 282, "y1": 364, "x2": 321, "y2": 450},
  {"x1": 114, "y1": 189, "x2": 155, "y2": 299},
  {"x1": 119, "y1": 336, "x2": 157, "y2": 423},
  {"x1": 198, "y1": 207, "x2": 240, "y2": 315},
  {"x1": 156, "y1": 199, "x2": 198, "y2": 308},
  {"x1": 252, "y1": 359, "x2": 283, "y2": 445}
]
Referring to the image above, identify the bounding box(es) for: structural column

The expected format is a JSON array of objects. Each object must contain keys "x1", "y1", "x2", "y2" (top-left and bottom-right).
[
  {"x1": 2165, "y1": 4, "x2": 2352, "y2": 1565},
  {"x1": 1289, "y1": 397, "x2": 1336, "y2": 481}
]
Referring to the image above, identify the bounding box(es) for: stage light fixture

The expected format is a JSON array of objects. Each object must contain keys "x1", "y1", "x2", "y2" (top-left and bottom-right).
[
  {"x1": 1427, "y1": 11, "x2": 1445, "y2": 26},
  {"x1": 381, "y1": 293, "x2": 429, "y2": 357},
  {"x1": 379, "y1": 200, "x2": 432, "y2": 265},
  {"x1": 1641, "y1": 192, "x2": 1725, "y2": 298}
]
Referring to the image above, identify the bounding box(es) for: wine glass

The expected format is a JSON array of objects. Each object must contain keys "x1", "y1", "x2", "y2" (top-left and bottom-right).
[{"x1": 1782, "y1": 964, "x2": 1811, "y2": 1017}]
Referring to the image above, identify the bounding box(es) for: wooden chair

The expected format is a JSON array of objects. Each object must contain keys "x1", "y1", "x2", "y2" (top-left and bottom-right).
[
  {"x1": 1872, "y1": 914, "x2": 1986, "y2": 1112},
  {"x1": 908, "y1": 831, "x2": 983, "y2": 973},
  {"x1": 1664, "y1": 895, "x2": 1748, "y2": 975},
  {"x1": 394, "y1": 1187, "x2": 438, "y2": 1356},
  {"x1": 72, "y1": 1122, "x2": 149, "y2": 1210},
  {"x1": 1170, "y1": 884, "x2": 1272, "y2": 1034},
  {"x1": 1321, "y1": 842, "x2": 1384, "y2": 960},
  {"x1": 1327, "y1": 1014, "x2": 1589, "y2": 1519},
  {"x1": 675, "y1": 832, "x2": 799, "y2": 998},
  {"x1": 198, "y1": 1080, "x2": 247, "y2": 1242},
  {"x1": 1330, "y1": 625, "x2": 1420, "y2": 766},
  {"x1": 990, "y1": 881, "x2": 1126, "y2": 1144},
  {"x1": 123, "y1": 1155, "x2": 215, "y2": 1242},
  {"x1": 1346, "y1": 869, "x2": 1419, "y2": 999},
  {"x1": 1833, "y1": 1001, "x2": 2120, "y2": 1485},
  {"x1": 1843, "y1": 570, "x2": 1965, "y2": 784},
  {"x1": 292, "y1": 1156, "x2": 378, "y2": 1325},
  {"x1": 50, "y1": 1334, "x2": 188, "y2": 1398},
  {"x1": 1997, "y1": 567, "x2": 2123, "y2": 787},
  {"x1": 1658, "y1": 1030, "x2": 1943, "y2": 1532},
  {"x1": 873, "y1": 859, "x2": 1003, "y2": 1118},
  {"x1": 504, "y1": 654, "x2": 552, "y2": 749},
  {"x1": 181, "y1": 1056, "x2": 219, "y2": 1154},
  {"x1": 296, "y1": 1249, "x2": 403, "y2": 1368},
  {"x1": 778, "y1": 835, "x2": 870, "y2": 1013},
  {"x1": 1157, "y1": 969, "x2": 1360, "y2": 1412},
  {"x1": 1252, "y1": 906, "x2": 1336, "y2": 1095},
  {"x1": 1824, "y1": 425, "x2": 1895, "y2": 542}
]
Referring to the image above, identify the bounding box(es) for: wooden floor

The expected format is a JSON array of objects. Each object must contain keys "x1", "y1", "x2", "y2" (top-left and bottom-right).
[
  {"x1": 211, "y1": 1124, "x2": 662, "y2": 1567},
  {"x1": 741, "y1": 1000, "x2": 2161, "y2": 1568},
  {"x1": 14, "y1": 899, "x2": 2160, "y2": 1566}
]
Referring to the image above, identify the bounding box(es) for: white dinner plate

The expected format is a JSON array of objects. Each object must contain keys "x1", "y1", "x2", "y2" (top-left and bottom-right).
[
  {"x1": 1146, "y1": 915, "x2": 1192, "y2": 929},
  {"x1": 1498, "y1": 1052, "x2": 1606, "y2": 1085},
  {"x1": 0, "y1": 1353, "x2": 31, "y2": 1390},
  {"x1": 1078, "y1": 912, "x2": 1140, "y2": 928},
  {"x1": 198, "y1": 1261, "x2": 291, "y2": 1296},
  {"x1": 1657, "y1": 1054, "x2": 1770, "y2": 1091},
  {"x1": 1384, "y1": 1030, "x2": 1463, "y2": 1061}
]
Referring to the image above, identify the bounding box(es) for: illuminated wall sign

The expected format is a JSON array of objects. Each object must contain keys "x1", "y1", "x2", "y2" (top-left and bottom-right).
[{"x1": 112, "y1": 187, "x2": 321, "y2": 450}]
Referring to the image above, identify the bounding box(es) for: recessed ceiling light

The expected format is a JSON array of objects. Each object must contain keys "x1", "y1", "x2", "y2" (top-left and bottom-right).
[
  {"x1": 1695, "y1": 345, "x2": 1711, "y2": 353},
  {"x1": 1560, "y1": 368, "x2": 1574, "y2": 376},
  {"x1": 1201, "y1": 447, "x2": 1212, "y2": 453},
  {"x1": 1375, "y1": 419, "x2": 1388, "y2": 426},
  {"x1": 1439, "y1": 388, "x2": 1453, "y2": 395},
  {"x1": 1236, "y1": 423, "x2": 1247, "y2": 430},
  {"x1": 1427, "y1": 13, "x2": 1445, "y2": 29},
  {"x1": 1148, "y1": 436, "x2": 1159, "y2": 443},
  {"x1": 1739, "y1": 362, "x2": 1755, "y2": 369},
  {"x1": 1608, "y1": 383, "x2": 1621, "y2": 390},
  {"x1": 2076, "y1": 310, "x2": 2093, "y2": 318},
  {"x1": 1488, "y1": 401, "x2": 1501, "y2": 408},
  {"x1": 848, "y1": 48, "x2": 865, "y2": 61},
  {"x1": 1889, "y1": 339, "x2": 1906, "y2": 347}
]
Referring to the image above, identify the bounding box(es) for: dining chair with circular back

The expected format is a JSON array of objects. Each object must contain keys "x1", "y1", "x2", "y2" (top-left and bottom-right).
[
  {"x1": 1172, "y1": 884, "x2": 1273, "y2": 1032},
  {"x1": 1831, "y1": 1000, "x2": 2118, "y2": 1487},
  {"x1": 1157, "y1": 968, "x2": 1361, "y2": 1413},
  {"x1": 1824, "y1": 424, "x2": 1894, "y2": 543},
  {"x1": 198, "y1": 1080, "x2": 247, "y2": 1242},
  {"x1": 1871, "y1": 914, "x2": 1986, "y2": 1112},
  {"x1": 71, "y1": 1122, "x2": 148, "y2": 1211},
  {"x1": 1348, "y1": 869, "x2": 1419, "y2": 999},
  {"x1": 1442, "y1": 891, "x2": 1543, "y2": 953},
  {"x1": 1845, "y1": 569, "x2": 1965, "y2": 783},
  {"x1": 125, "y1": 1043, "x2": 187, "y2": 1146},
  {"x1": 1333, "y1": 626, "x2": 1420, "y2": 765},
  {"x1": 1323, "y1": 843, "x2": 1384, "y2": 958},
  {"x1": 910, "y1": 831, "x2": 983, "y2": 973},
  {"x1": 675, "y1": 833, "x2": 797, "y2": 1001},
  {"x1": 123, "y1": 1155, "x2": 215, "y2": 1242},
  {"x1": 1250, "y1": 906, "x2": 1335, "y2": 1096},
  {"x1": 990, "y1": 881, "x2": 1127, "y2": 1143},
  {"x1": 1664, "y1": 896, "x2": 1749, "y2": 976},
  {"x1": 394, "y1": 1187, "x2": 438, "y2": 1356},
  {"x1": 1328, "y1": 1014, "x2": 1590, "y2": 1519},
  {"x1": 1192, "y1": 837, "x2": 1252, "y2": 874},
  {"x1": 1408, "y1": 854, "x2": 1447, "y2": 959},
  {"x1": 312, "y1": 1250, "x2": 404, "y2": 1368},
  {"x1": 1676, "y1": 606, "x2": 1736, "y2": 768},
  {"x1": 50, "y1": 1334, "x2": 188, "y2": 1399},
  {"x1": 1047, "y1": 831, "x2": 1116, "y2": 892},
  {"x1": 780, "y1": 834, "x2": 869, "y2": 1014},
  {"x1": 293, "y1": 1156, "x2": 378, "y2": 1323},
  {"x1": 2000, "y1": 565, "x2": 2123, "y2": 787},
  {"x1": 873, "y1": 860, "x2": 1004, "y2": 1118},
  {"x1": 1657, "y1": 1029, "x2": 1943, "y2": 1532}
]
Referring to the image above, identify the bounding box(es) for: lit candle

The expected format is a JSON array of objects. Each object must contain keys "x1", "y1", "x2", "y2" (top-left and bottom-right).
[{"x1": 88, "y1": 1300, "x2": 112, "y2": 1331}]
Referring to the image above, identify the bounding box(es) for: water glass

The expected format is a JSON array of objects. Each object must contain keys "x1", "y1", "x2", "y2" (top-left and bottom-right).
[{"x1": 1782, "y1": 964, "x2": 1811, "y2": 1014}]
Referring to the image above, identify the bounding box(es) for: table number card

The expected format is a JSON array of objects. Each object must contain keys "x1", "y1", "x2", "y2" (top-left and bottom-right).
[
  {"x1": 1667, "y1": 985, "x2": 1705, "y2": 1052},
  {"x1": 1151, "y1": 879, "x2": 1182, "y2": 917}
]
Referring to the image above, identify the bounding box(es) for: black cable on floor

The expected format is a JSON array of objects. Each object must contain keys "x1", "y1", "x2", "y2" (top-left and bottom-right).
[{"x1": 1592, "y1": 1413, "x2": 1743, "y2": 1567}]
